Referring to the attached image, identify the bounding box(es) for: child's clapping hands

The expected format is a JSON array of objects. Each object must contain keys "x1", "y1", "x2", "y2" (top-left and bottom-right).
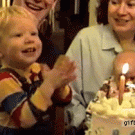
[
  {"x1": 40, "y1": 55, "x2": 77, "y2": 101},
  {"x1": 41, "y1": 55, "x2": 76, "y2": 89}
]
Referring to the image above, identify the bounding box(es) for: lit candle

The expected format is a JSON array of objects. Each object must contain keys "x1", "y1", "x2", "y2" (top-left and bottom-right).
[{"x1": 119, "y1": 63, "x2": 129, "y2": 105}]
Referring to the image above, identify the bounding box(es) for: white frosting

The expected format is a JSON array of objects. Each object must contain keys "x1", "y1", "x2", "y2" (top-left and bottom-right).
[
  {"x1": 86, "y1": 91, "x2": 135, "y2": 118},
  {"x1": 85, "y1": 77, "x2": 135, "y2": 135},
  {"x1": 85, "y1": 92, "x2": 135, "y2": 135}
]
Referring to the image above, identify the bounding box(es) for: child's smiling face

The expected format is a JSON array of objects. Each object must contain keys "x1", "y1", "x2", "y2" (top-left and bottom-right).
[{"x1": 0, "y1": 16, "x2": 42, "y2": 70}]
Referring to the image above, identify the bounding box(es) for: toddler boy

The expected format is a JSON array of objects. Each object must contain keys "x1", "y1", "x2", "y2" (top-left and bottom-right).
[
  {"x1": 86, "y1": 51, "x2": 135, "y2": 114},
  {"x1": 0, "y1": 5, "x2": 76, "y2": 135}
]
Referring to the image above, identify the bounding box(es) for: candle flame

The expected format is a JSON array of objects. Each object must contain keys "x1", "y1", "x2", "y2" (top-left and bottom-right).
[{"x1": 122, "y1": 63, "x2": 129, "y2": 74}]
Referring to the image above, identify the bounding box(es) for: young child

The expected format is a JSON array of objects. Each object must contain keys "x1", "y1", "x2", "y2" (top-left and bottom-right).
[
  {"x1": 99, "y1": 50, "x2": 135, "y2": 99},
  {"x1": 85, "y1": 51, "x2": 135, "y2": 131},
  {"x1": 0, "y1": 5, "x2": 76, "y2": 135},
  {"x1": 13, "y1": 0, "x2": 61, "y2": 68},
  {"x1": 85, "y1": 50, "x2": 135, "y2": 104}
]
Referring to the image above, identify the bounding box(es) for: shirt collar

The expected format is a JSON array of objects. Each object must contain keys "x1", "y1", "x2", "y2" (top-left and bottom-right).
[
  {"x1": 1, "y1": 62, "x2": 41, "y2": 80},
  {"x1": 102, "y1": 24, "x2": 123, "y2": 54}
]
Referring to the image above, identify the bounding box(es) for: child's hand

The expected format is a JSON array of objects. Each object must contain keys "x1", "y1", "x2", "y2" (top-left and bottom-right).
[
  {"x1": 53, "y1": 55, "x2": 77, "y2": 88},
  {"x1": 41, "y1": 55, "x2": 77, "y2": 89}
]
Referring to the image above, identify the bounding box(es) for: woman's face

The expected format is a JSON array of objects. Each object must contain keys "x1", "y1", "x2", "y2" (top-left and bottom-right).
[
  {"x1": 108, "y1": 0, "x2": 135, "y2": 33},
  {"x1": 13, "y1": 0, "x2": 56, "y2": 27}
]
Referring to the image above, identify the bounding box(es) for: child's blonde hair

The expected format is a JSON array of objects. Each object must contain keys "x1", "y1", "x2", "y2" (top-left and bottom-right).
[{"x1": 0, "y1": 5, "x2": 38, "y2": 37}]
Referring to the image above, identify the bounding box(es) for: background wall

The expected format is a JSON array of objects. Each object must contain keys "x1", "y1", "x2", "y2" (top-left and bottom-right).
[
  {"x1": 59, "y1": 0, "x2": 89, "y2": 52},
  {"x1": 89, "y1": 0, "x2": 97, "y2": 26},
  {"x1": 52, "y1": 0, "x2": 98, "y2": 52}
]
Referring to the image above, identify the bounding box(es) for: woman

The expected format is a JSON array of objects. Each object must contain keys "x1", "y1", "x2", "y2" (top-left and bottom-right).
[
  {"x1": 12, "y1": 0, "x2": 57, "y2": 28},
  {"x1": 65, "y1": 0, "x2": 135, "y2": 134}
]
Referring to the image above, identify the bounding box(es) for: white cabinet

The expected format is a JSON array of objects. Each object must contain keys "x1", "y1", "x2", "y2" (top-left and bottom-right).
[
  {"x1": 89, "y1": 0, "x2": 98, "y2": 26},
  {"x1": 1, "y1": 0, "x2": 10, "y2": 7}
]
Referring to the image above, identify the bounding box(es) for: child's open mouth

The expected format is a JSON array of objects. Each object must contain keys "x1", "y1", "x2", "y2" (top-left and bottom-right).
[{"x1": 22, "y1": 47, "x2": 36, "y2": 53}]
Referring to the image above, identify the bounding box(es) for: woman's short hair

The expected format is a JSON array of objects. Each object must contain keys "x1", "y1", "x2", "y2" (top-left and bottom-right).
[
  {"x1": 96, "y1": 0, "x2": 109, "y2": 25},
  {"x1": 0, "y1": 5, "x2": 38, "y2": 37}
]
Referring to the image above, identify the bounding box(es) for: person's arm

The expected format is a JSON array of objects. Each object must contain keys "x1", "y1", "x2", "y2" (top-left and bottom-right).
[
  {"x1": 0, "y1": 72, "x2": 55, "y2": 128},
  {"x1": 52, "y1": 85, "x2": 72, "y2": 105},
  {"x1": 0, "y1": 57, "x2": 76, "y2": 129},
  {"x1": 29, "y1": 57, "x2": 76, "y2": 126}
]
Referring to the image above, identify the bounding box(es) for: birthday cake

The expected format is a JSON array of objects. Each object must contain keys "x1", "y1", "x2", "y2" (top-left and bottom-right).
[{"x1": 85, "y1": 77, "x2": 135, "y2": 135}]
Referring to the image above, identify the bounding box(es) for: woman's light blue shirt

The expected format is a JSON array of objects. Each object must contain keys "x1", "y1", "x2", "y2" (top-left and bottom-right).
[{"x1": 66, "y1": 24, "x2": 123, "y2": 128}]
